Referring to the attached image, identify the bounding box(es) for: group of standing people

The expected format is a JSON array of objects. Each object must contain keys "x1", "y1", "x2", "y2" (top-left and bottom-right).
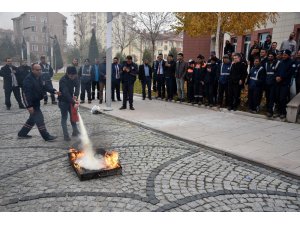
[{"x1": 138, "y1": 32, "x2": 300, "y2": 119}]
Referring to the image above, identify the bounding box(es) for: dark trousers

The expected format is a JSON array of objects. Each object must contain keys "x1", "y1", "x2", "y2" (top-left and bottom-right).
[
  {"x1": 187, "y1": 80, "x2": 194, "y2": 102},
  {"x1": 4, "y1": 86, "x2": 23, "y2": 107},
  {"x1": 153, "y1": 73, "x2": 157, "y2": 91},
  {"x1": 112, "y1": 79, "x2": 121, "y2": 100},
  {"x1": 173, "y1": 76, "x2": 177, "y2": 96},
  {"x1": 122, "y1": 82, "x2": 134, "y2": 107},
  {"x1": 18, "y1": 106, "x2": 50, "y2": 140},
  {"x1": 248, "y1": 87, "x2": 261, "y2": 111},
  {"x1": 141, "y1": 77, "x2": 152, "y2": 99},
  {"x1": 218, "y1": 82, "x2": 228, "y2": 106},
  {"x1": 165, "y1": 77, "x2": 173, "y2": 100},
  {"x1": 205, "y1": 82, "x2": 215, "y2": 105},
  {"x1": 265, "y1": 84, "x2": 276, "y2": 114},
  {"x1": 91, "y1": 80, "x2": 100, "y2": 100},
  {"x1": 156, "y1": 74, "x2": 165, "y2": 98},
  {"x1": 278, "y1": 85, "x2": 289, "y2": 115},
  {"x1": 228, "y1": 81, "x2": 241, "y2": 109},
  {"x1": 43, "y1": 81, "x2": 55, "y2": 102},
  {"x1": 80, "y1": 81, "x2": 92, "y2": 101},
  {"x1": 58, "y1": 101, "x2": 79, "y2": 138}
]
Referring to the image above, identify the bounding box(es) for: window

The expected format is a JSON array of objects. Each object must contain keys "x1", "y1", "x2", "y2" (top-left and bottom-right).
[
  {"x1": 42, "y1": 46, "x2": 48, "y2": 52},
  {"x1": 243, "y1": 35, "x2": 251, "y2": 57},
  {"x1": 41, "y1": 26, "x2": 47, "y2": 33},
  {"x1": 158, "y1": 50, "x2": 162, "y2": 54},
  {"x1": 164, "y1": 45, "x2": 168, "y2": 51},
  {"x1": 259, "y1": 33, "x2": 270, "y2": 47},
  {"x1": 29, "y1": 15, "x2": 36, "y2": 22},
  {"x1": 31, "y1": 26, "x2": 37, "y2": 32},
  {"x1": 31, "y1": 44, "x2": 38, "y2": 52},
  {"x1": 231, "y1": 37, "x2": 238, "y2": 52},
  {"x1": 164, "y1": 41, "x2": 168, "y2": 44},
  {"x1": 31, "y1": 35, "x2": 38, "y2": 42},
  {"x1": 41, "y1": 17, "x2": 47, "y2": 23}
]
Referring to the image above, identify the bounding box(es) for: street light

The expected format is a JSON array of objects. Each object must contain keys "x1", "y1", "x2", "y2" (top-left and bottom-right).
[
  {"x1": 104, "y1": 12, "x2": 120, "y2": 111},
  {"x1": 49, "y1": 36, "x2": 55, "y2": 70},
  {"x1": 22, "y1": 26, "x2": 33, "y2": 64}
]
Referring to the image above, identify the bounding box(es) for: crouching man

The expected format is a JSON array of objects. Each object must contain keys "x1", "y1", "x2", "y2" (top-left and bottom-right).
[{"x1": 58, "y1": 66, "x2": 80, "y2": 141}]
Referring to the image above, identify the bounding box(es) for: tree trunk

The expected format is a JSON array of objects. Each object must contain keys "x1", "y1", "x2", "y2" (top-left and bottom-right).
[
  {"x1": 152, "y1": 41, "x2": 155, "y2": 64},
  {"x1": 215, "y1": 13, "x2": 222, "y2": 59}
]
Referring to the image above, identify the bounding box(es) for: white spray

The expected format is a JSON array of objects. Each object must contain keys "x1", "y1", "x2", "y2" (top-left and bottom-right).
[{"x1": 75, "y1": 113, "x2": 106, "y2": 170}]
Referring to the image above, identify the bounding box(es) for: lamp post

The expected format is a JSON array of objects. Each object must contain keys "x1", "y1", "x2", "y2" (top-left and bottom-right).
[
  {"x1": 49, "y1": 36, "x2": 55, "y2": 70},
  {"x1": 22, "y1": 26, "x2": 33, "y2": 63}
]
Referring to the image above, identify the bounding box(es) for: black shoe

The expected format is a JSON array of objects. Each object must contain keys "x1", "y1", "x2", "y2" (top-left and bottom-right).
[
  {"x1": 227, "y1": 107, "x2": 232, "y2": 111},
  {"x1": 18, "y1": 134, "x2": 32, "y2": 139},
  {"x1": 119, "y1": 106, "x2": 126, "y2": 110},
  {"x1": 88, "y1": 100, "x2": 92, "y2": 104},
  {"x1": 112, "y1": 99, "x2": 116, "y2": 102},
  {"x1": 80, "y1": 101, "x2": 85, "y2": 104},
  {"x1": 280, "y1": 114, "x2": 286, "y2": 119},
  {"x1": 130, "y1": 106, "x2": 135, "y2": 110},
  {"x1": 266, "y1": 112, "x2": 273, "y2": 118},
  {"x1": 92, "y1": 97, "x2": 95, "y2": 100},
  {"x1": 19, "y1": 105, "x2": 26, "y2": 109},
  {"x1": 44, "y1": 101, "x2": 47, "y2": 105},
  {"x1": 45, "y1": 135, "x2": 57, "y2": 142},
  {"x1": 99, "y1": 100, "x2": 103, "y2": 104},
  {"x1": 149, "y1": 97, "x2": 152, "y2": 100},
  {"x1": 72, "y1": 131, "x2": 80, "y2": 137},
  {"x1": 64, "y1": 136, "x2": 71, "y2": 141},
  {"x1": 6, "y1": 106, "x2": 11, "y2": 110},
  {"x1": 143, "y1": 97, "x2": 145, "y2": 100},
  {"x1": 117, "y1": 99, "x2": 122, "y2": 101},
  {"x1": 52, "y1": 101, "x2": 57, "y2": 105}
]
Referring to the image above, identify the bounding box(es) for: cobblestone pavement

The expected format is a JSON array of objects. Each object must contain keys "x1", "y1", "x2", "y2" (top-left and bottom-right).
[{"x1": 0, "y1": 93, "x2": 299, "y2": 212}]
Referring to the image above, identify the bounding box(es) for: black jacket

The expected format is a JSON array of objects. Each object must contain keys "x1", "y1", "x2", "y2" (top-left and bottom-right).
[
  {"x1": 229, "y1": 62, "x2": 248, "y2": 84},
  {"x1": 22, "y1": 73, "x2": 56, "y2": 108},
  {"x1": 224, "y1": 43, "x2": 234, "y2": 55},
  {"x1": 138, "y1": 64, "x2": 153, "y2": 81},
  {"x1": 58, "y1": 75, "x2": 80, "y2": 104},
  {"x1": 0, "y1": 64, "x2": 18, "y2": 89},
  {"x1": 154, "y1": 60, "x2": 166, "y2": 75},
  {"x1": 164, "y1": 60, "x2": 176, "y2": 78},
  {"x1": 120, "y1": 62, "x2": 138, "y2": 84},
  {"x1": 17, "y1": 65, "x2": 31, "y2": 87}
]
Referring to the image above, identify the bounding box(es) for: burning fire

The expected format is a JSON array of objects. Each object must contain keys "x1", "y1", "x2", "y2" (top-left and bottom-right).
[{"x1": 69, "y1": 148, "x2": 120, "y2": 170}]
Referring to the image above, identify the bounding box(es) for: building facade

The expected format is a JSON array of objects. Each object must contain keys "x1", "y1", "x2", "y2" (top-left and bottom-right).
[
  {"x1": 12, "y1": 12, "x2": 68, "y2": 61},
  {"x1": 183, "y1": 12, "x2": 300, "y2": 60},
  {"x1": 73, "y1": 12, "x2": 183, "y2": 64},
  {"x1": 0, "y1": 28, "x2": 14, "y2": 42}
]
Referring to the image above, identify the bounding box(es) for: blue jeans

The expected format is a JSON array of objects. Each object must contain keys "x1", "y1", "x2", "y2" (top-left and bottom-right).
[
  {"x1": 176, "y1": 78, "x2": 185, "y2": 99},
  {"x1": 58, "y1": 101, "x2": 79, "y2": 137}
]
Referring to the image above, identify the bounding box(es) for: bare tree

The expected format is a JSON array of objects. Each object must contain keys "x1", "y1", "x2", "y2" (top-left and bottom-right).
[
  {"x1": 73, "y1": 13, "x2": 88, "y2": 61},
  {"x1": 132, "y1": 12, "x2": 175, "y2": 60},
  {"x1": 113, "y1": 13, "x2": 137, "y2": 55}
]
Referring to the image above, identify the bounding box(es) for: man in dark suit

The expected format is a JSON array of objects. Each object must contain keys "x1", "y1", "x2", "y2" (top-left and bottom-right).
[
  {"x1": 120, "y1": 55, "x2": 138, "y2": 110},
  {"x1": 154, "y1": 53, "x2": 166, "y2": 99},
  {"x1": 0, "y1": 57, "x2": 25, "y2": 110},
  {"x1": 111, "y1": 57, "x2": 122, "y2": 101},
  {"x1": 139, "y1": 58, "x2": 153, "y2": 100}
]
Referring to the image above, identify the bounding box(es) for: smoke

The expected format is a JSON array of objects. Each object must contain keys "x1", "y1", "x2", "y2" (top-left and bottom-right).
[{"x1": 75, "y1": 113, "x2": 106, "y2": 170}]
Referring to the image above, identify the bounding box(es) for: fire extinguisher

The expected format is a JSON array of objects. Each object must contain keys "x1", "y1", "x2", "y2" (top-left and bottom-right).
[{"x1": 71, "y1": 97, "x2": 79, "y2": 123}]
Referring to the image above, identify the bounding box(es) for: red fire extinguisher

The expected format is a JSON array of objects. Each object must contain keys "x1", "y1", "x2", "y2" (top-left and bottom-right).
[{"x1": 70, "y1": 97, "x2": 79, "y2": 123}]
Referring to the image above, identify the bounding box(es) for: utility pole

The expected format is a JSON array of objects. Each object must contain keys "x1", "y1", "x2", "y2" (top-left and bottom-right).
[{"x1": 104, "y1": 12, "x2": 113, "y2": 111}]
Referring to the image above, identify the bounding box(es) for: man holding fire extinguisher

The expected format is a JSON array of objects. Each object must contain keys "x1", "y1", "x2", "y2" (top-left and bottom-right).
[{"x1": 58, "y1": 66, "x2": 80, "y2": 141}]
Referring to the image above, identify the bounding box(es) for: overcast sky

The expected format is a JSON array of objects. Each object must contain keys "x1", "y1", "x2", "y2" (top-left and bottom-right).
[{"x1": 0, "y1": 12, "x2": 74, "y2": 43}]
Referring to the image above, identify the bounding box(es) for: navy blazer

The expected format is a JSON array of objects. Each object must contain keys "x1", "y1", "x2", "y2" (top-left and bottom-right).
[
  {"x1": 154, "y1": 60, "x2": 166, "y2": 75},
  {"x1": 139, "y1": 64, "x2": 153, "y2": 81},
  {"x1": 0, "y1": 64, "x2": 19, "y2": 89},
  {"x1": 111, "y1": 63, "x2": 122, "y2": 81}
]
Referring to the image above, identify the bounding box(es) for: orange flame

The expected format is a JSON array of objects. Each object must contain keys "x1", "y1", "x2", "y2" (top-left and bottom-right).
[
  {"x1": 69, "y1": 148, "x2": 120, "y2": 170},
  {"x1": 104, "y1": 151, "x2": 120, "y2": 169}
]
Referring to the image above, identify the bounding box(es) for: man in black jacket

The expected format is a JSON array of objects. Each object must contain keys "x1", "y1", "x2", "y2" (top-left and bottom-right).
[
  {"x1": 58, "y1": 66, "x2": 80, "y2": 141},
  {"x1": 40, "y1": 55, "x2": 56, "y2": 105},
  {"x1": 228, "y1": 53, "x2": 248, "y2": 111},
  {"x1": 18, "y1": 63, "x2": 59, "y2": 141},
  {"x1": 120, "y1": 55, "x2": 138, "y2": 110},
  {"x1": 164, "y1": 54, "x2": 176, "y2": 101},
  {"x1": 155, "y1": 53, "x2": 166, "y2": 99},
  {"x1": 0, "y1": 57, "x2": 25, "y2": 110},
  {"x1": 224, "y1": 40, "x2": 234, "y2": 56},
  {"x1": 139, "y1": 58, "x2": 152, "y2": 100},
  {"x1": 17, "y1": 60, "x2": 31, "y2": 91}
]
